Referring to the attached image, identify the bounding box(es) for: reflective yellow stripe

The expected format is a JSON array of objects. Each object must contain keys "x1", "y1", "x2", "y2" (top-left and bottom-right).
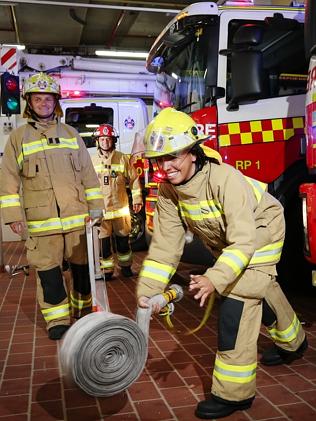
[
  {"x1": 268, "y1": 314, "x2": 301, "y2": 343},
  {"x1": 23, "y1": 138, "x2": 79, "y2": 156},
  {"x1": 41, "y1": 303, "x2": 70, "y2": 321},
  {"x1": 94, "y1": 164, "x2": 104, "y2": 173},
  {"x1": 111, "y1": 163, "x2": 124, "y2": 172},
  {"x1": 245, "y1": 176, "x2": 267, "y2": 203},
  {"x1": 217, "y1": 248, "x2": 249, "y2": 276},
  {"x1": 100, "y1": 257, "x2": 114, "y2": 269},
  {"x1": 131, "y1": 189, "x2": 142, "y2": 199},
  {"x1": 103, "y1": 206, "x2": 130, "y2": 220},
  {"x1": 85, "y1": 187, "x2": 103, "y2": 201},
  {"x1": 61, "y1": 214, "x2": 88, "y2": 230},
  {"x1": 27, "y1": 213, "x2": 88, "y2": 233},
  {"x1": 214, "y1": 358, "x2": 257, "y2": 384},
  {"x1": 70, "y1": 293, "x2": 92, "y2": 310},
  {"x1": 18, "y1": 137, "x2": 79, "y2": 167},
  {"x1": 95, "y1": 163, "x2": 125, "y2": 173},
  {"x1": 250, "y1": 241, "x2": 283, "y2": 265},
  {"x1": 28, "y1": 217, "x2": 62, "y2": 233},
  {"x1": 140, "y1": 259, "x2": 175, "y2": 284},
  {"x1": 117, "y1": 251, "x2": 132, "y2": 262},
  {"x1": 179, "y1": 200, "x2": 223, "y2": 221},
  {"x1": 17, "y1": 152, "x2": 23, "y2": 168},
  {"x1": 0, "y1": 194, "x2": 21, "y2": 208}
]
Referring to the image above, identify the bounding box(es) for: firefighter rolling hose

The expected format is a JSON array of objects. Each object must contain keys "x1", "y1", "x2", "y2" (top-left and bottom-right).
[{"x1": 59, "y1": 236, "x2": 183, "y2": 399}]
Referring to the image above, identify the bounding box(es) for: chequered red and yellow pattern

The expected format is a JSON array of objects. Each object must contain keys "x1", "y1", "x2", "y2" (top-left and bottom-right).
[{"x1": 219, "y1": 117, "x2": 304, "y2": 147}]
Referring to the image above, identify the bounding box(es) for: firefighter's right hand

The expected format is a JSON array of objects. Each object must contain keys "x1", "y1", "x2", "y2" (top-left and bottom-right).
[
  {"x1": 138, "y1": 296, "x2": 161, "y2": 314},
  {"x1": 10, "y1": 221, "x2": 26, "y2": 236}
]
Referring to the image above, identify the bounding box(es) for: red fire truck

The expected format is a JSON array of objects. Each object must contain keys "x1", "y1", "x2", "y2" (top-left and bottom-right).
[
  {"x1": 145, "y1": 0, "x2": 314, "y2": 286},
  {"x1": 302, "y1": 0, "x2": 316, "y2": 286}
]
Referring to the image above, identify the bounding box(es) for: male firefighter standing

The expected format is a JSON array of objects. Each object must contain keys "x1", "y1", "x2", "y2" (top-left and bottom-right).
[
  {"x1": 92, "y1": 124, "x2": 143, "y2": 280},
  {"x1": 0, "y1": 73, "x2": 104, "y2": 340},
  {"x1": 136, "y1": 108, "x2": 307, "y2": 419}
]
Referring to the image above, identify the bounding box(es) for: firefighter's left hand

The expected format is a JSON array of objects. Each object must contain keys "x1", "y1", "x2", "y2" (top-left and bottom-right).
[
  {"x1": 189, "y1": 274, "x2": 215, "y2": 307},
  {"x1": 133, "y1": 204, "x2": 142, "y2": 214}
]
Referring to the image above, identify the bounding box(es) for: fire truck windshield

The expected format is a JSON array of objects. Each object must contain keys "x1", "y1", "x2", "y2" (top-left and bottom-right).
[{"x1": 149, "y1": 15, "x2": 219, "y2": 115}]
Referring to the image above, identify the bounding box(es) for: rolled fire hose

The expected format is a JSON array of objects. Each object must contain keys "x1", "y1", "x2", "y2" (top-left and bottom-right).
[{"x1": 59, "y1": 284, "x2": 183, "y2": 397}]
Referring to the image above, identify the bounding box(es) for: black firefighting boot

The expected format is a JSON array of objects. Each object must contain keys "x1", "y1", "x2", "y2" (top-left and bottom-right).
[
  {"x1": 102, "y1": 271, "x2": 114, "y2": 281},
  {"x1": 48, "y1": 325, "x2": 70, "y2": 340},
  {"x1": 121, "y1": 266, "x2": 134, "y2": 278},
  {"x1": 260, "y1": 336, "x2": 308, "y2": 366},
  {"x1": 195, "y1": 395, "x2": 254, "y2": 419}
]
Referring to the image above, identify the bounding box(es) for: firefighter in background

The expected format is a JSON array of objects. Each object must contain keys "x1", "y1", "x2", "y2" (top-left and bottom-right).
[
  {"x1": 136, "y1": 108, "x2": 307, "y2": 419},
  {"x1": 0, "y1": 73, "x2": 104, "y2": 340},
  {"x1": 92, "y1": 124, "x2": 143, "y2": 280}
]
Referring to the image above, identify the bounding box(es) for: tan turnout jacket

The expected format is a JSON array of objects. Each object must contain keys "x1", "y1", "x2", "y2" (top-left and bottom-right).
[
  {"x1": 92, "y1": 149, "x2": 143, "y2": 219},
  {"x1": 137, "y1": 161, "x2": 285, "y2": 298},
  {"x1": 0, "y1": 119, "x2": 104, "y2": 236}
]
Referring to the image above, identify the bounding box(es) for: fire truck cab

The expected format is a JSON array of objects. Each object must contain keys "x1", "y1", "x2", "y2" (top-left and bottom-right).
[{"x1": 146, "y1": 0, "x2": 313, "y2": 285}]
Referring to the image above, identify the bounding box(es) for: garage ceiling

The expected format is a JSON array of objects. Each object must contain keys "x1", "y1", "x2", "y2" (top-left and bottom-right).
[
  {"x1": 0, "y1": 0, "x2": 191, "y2": 55},
  {"x1": 0, "y1": 1, "x2": 301, "y2": 57}
]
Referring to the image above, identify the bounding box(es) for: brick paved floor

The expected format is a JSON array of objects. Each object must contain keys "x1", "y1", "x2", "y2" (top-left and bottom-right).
[{"x1": 1, "y1": 240, "x2": 316, "y2": 420}]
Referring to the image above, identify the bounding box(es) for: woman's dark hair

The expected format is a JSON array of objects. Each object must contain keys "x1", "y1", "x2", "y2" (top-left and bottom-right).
[{"x1": 190, "y1": 143, "x2": 218, "y2": 171}]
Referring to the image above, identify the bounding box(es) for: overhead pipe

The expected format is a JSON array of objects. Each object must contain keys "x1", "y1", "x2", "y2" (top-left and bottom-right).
[{"x1": 0, "y1": 0, "x2": 181, "y2": 14}]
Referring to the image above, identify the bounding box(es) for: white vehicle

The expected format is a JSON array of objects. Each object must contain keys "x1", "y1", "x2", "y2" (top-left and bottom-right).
[{"x1": 60, "y1": 97, "x2": 150, "y2": 155}]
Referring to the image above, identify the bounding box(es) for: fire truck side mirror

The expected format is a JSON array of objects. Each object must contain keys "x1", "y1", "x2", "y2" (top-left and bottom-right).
[{"x1": 227, "y1": 51, "x2": 265, "y2": 112}]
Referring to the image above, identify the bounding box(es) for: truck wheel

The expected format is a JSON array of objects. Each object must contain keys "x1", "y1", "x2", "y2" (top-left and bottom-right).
[
  {"x1": 277, "y1": 191, "x2": 315, "y2": 293},
  {"x1": 130, "y1": 210, "x2": 148, "y2": 252}
]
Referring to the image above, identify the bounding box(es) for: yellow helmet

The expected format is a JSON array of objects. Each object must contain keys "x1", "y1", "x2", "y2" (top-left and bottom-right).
[
  {"x1": 22, "y1": 72, "x2": 63, "y2": 118},
  {"x1": 22, "y1": 72, "x2": 61, "y2": 98},
  {"x1": 144, "y1": 108, "x2": 205, "y2": 158}
]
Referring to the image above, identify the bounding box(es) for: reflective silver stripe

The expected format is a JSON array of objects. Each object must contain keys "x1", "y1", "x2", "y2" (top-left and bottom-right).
[
  {"x1": 214, "y1": 358, "x2": 257, "y2": 384},
  {"x1": 41, "y1": 303, "x2": 70, "y2": 321},
  {"x1": 27, "y1": 214, "x2": 88, "y2": 233},
  {"x1": 250, "y1": 241, "x2": 283, "y2": 265},
  {"x1": 94, "y1": 164, "x2": 103, "y2": 173},
  {"x1": 22, "y1": 138, "x2": 79, "y2": 156},
  {"x1": 140, "y1": 259, "x2": 175, "y2": 284},
  {"x1": 61, "y1": 214, "x2": 88, "y2": 230},
  {"x1": 245, "y1": 176, "x2": 267, "y2": 203},
  {"x1": 0, "y1": 194, "x2": 21, "y2": 208},
  {"x1": 268, "y1": 314, "x2": 301, "y2": 343},
  {"x1": 85, "y1": 187, "x2": 103, "y2": 201},
  {"x1": 28, "y1": 218, "x2": 63, "y2": 233},
  {"x1": 217, "y1": 249, "x2": 249, "y2": 276},
  {"x1": 103, "y1": 206, "x2": 130, "y2": 220},
  {"x1": 179, "y1": 199, "x2": 223, "y2": 221}
]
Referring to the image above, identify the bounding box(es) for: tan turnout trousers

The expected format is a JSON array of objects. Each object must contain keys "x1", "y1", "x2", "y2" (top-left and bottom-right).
[{"x1": 212, "y1": 268, "x2": 305, "y2": 402}]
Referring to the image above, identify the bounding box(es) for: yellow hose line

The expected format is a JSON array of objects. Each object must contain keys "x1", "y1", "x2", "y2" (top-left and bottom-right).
[
  {"x1": 164, "y1": 313, "x2": 174, "y2": 329},
  {"x1": 186, "y1": 292, "x2": 216, "y2": 335}
]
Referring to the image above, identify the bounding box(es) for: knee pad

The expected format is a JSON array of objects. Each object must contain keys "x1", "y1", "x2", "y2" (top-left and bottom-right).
[
  {"x1": 115, "y1": 235, "x2": 130, "y2": 253},
  {"x1": 38, "y1": 266, "x2": 67, "y2": 305},
  {"x1": 262, "y1": 299, "x2": 277, "y2": 327},
  {"x1": 218, "y1": 297, "x2": 244, "y2": 351},
  {"x1": 70, "y1": 263, "x2": 91, "y2": 295},
  {"x1": 101, "y1": 237, "x2": 112, "y2": 258}
]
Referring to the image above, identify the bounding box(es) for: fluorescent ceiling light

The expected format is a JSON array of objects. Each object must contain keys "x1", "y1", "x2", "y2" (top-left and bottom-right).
[
  {"x1": 95, "y1": 50, "x2": 148, "y2": 59},
  {"x1": 86, "y1": 124, "x2": 99, "y2": 128},
  {"x1": 2, "y1": 43, "x2": 25, "y2": 50}
]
